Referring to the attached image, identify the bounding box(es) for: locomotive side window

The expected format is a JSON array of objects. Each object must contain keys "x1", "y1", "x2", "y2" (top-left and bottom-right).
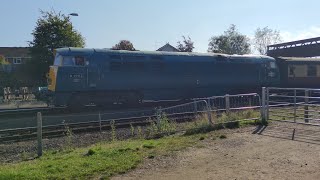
[
  {"x1": 62, "y1": 56, "x2": 75, "y2": 66},
  {"x1": 307, "y1": 65, "x2": 317, "y2": 77}
]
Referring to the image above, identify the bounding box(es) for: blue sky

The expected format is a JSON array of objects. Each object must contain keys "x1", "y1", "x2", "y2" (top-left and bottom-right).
[{"x1": 1, "y1": 0, "x2": 320, "y2": 52}]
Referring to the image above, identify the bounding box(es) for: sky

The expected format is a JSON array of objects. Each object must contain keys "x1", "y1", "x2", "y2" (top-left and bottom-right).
[{"x1": 1, "y1": 0, "x2": 320, "y2": 53}]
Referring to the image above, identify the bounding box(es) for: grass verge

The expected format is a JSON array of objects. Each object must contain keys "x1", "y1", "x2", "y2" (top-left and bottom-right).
[
  {"x1": 0, "y1": 135, "x2": 202, "y2": 180},
  {"x1": 0, "y1": 109, "x2": 260, "y2": 179}
]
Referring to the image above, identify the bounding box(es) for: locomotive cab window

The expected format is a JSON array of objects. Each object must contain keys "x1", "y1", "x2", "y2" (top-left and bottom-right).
[
  {"x1": 62, "y1": 56, "x2": 75, "y2": 66},
  {"x1": 61, "y1": 56, "x2": 86, "y2": 66},
  {"x1": 307, "y1": 65, "x2": 317, "y2": 77},
  {"x1": 54, "y1": 54, "x2": 62, "y2": 66},
  {"x1": 75, "y1": 56, "x2": 85, "y2": 66}
]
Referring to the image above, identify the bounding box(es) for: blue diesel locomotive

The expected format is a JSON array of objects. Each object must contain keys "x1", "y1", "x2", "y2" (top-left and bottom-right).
[{"x1": 47, "y1": 48, "x2": 280, "y2": 108}]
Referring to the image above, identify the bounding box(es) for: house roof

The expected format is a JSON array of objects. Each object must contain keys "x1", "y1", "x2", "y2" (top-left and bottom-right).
[
  {"x1": 156, "y1": 43, "x2": 180, "y2": 52},
  {"x1": 0, "y1": 47, "x2": 31, "y2": 57}
]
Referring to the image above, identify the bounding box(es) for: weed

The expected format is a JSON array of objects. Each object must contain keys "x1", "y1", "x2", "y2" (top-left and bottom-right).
[
  {"x1": 219, "y1": 135, "x2": 227, "y2": 139},
  {"x1": 145, "y1": 114, "x2": 177, "y2": 139},
  {"x1": 130, "y1": 123, "x2": 135, "y2": 137},
  {"x1": 110, "y1": 120, "x2": 117, "y2": 141},
  {"x1": 86, "y1": 149, "x2": 96, "y2": 156},
  {"x1": 147, "y1": 154, "x2": 155, "y2": 159},
  {"x1": 199, "y1": 136, "x2": 205, "y2": 141},
  {"x1": 142, "y1": 142, "x2": 155, "y2": 149},
  {"x1": 63, "y1": 121, "x2": 74, "y2": 151},
  {"x1": 20, "y1": 151, "x2": 29, "y2": 161},
  {"x1": 137, "y1": 126, "x2": 143, "y2": 139}
]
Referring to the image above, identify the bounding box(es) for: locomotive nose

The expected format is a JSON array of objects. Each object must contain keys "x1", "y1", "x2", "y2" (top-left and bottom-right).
[{"x1": 48, "y1": 66, "x2": 57, "y2": 91}]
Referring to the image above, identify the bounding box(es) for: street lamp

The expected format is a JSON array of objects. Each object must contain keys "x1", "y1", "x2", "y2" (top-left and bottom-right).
[
  {"x1": 68, "y1": 13, "x2": 78, "y2": 31},
  {"x1": 69, "y1": 13, "x2": 78, "y2": 16}
]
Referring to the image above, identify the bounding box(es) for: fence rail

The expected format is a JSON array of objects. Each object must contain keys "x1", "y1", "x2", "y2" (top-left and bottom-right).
[
  {"x1": 263, "y1": 87, "x2": 320, "y2": 126},
  {"x1": 0, "y1": 92, "x2": 263, "y2": 156}
]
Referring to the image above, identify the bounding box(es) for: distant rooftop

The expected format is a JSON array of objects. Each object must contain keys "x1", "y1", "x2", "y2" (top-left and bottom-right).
[{"x1": 156, "y1": 43, "x2": 179, "y2": 52}]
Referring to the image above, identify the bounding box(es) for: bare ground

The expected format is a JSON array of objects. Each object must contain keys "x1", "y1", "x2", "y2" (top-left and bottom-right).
[{"x1": 113, "y1": 122, "x2": 320, "y2": 180}]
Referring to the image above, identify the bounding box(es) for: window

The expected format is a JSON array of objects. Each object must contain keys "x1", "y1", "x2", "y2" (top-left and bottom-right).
[
  {"x1": 62, "y1": 56, "x2": 75, "y2": 66},
  {"x1": 54, "y1": 54, "x2": 62, "y2": 65},
  {"x1": 75, "y1": 56, "x2": 85, "y2": 66},
  {"x1": 10, "y1": 57, "x2": 22, "y2": 64},
  {"x1": 289, "y1": 66, "x2": 295, "y2": 76},
  {"x1": 307, "y1": 65, "x2": 317, "y2": 77}
]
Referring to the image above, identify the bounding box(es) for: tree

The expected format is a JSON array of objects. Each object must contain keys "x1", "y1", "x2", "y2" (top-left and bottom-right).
[
  {"x1": 253, "y1": 27, "x2": 282, "y2": 55},
  {"x1": 112, "y1": 40, "x2": 136, "y2": 51},
  {"x1": 176, "y1": 36, "x2": 194, "y2": 52},
  {"x1": 28, "y1": 10, "x2": 85, "y2": 85},
  {"x1": 208, "y1": 24, "x2": 251, "y2": 55},
  {"x1": 0, "y1": 55, "x2": 8, "y2": 65}
]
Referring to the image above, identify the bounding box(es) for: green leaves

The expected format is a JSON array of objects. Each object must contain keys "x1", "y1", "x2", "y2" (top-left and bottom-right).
[
  {"x1": 177, "y1": 36, "x2": 194, "y2": 52},
  {"x1": 112, "y1": 40, "x2": 136, "y2": 51},
  {"x1": 28, "y1": 10, "x2": 86, "y2": 85},
  {"x1": 208, "y1": 24, "x2": 251, "y2": 55}
]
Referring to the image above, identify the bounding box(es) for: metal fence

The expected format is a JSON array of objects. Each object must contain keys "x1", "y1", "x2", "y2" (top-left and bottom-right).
[
  {"x1": 157, "y1": 93, "x2": 262, "y2": 130},
  {"x1": 0, "y1": 93, "x2": 263, "y2": 145},
  {"x1": 262, "y1": 87, "x2": 320, "y2": 126}
]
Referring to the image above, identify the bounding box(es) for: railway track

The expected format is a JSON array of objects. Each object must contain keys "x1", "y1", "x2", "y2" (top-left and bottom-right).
[
  {"x1": 0, "y1": 100, "x2": 198, "y2": 143},
  {"x1": 0, "y1": 111, "x2": 201, "y2": 143}
]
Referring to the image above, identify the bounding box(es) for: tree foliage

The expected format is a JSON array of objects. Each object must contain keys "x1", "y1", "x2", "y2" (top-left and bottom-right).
[
  {"x1": 176, "y1": 36, "x2": 194, "y2": 52},
  {"x1": 112, "y1": 40, "x2": 136, "y2": 51},
  {"x1": 253, "y1": 27, "x2": 282, "y2": 55},
  {"x1": 0, "y1": 55, "x2": 9, "y2": 65},
  {"x1": 28, "y1": 10, "x2": 85, "y2": 85},
  {"x1": 208, "y1": 24, "x2": 251, "y2": 55}
]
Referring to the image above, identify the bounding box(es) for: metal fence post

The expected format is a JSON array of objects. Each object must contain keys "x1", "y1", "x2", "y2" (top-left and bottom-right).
[
  {"x1": 37, "y1": 112, "x2": 43, "y2": 157},
  {"x1": 294, "y1": 89, "x2": 297, "y2": 123},
  {"x1": 207, "y1": 98, "x2": 211, "y2": 110},
  {"x1": 266, "y1": 87, "x2": 270, "y2": 121},
  {"x1": 98, "y1": 112, "x2": 102, "y2": 132},
  {"x1": 261, "y1": 87, "x2": 266, "y2": 124},
  {"x1": 304, "y1": 90, "x2": 309, "y2": 123},
  {"x1": 194, "y1": 100, "x2": 198, "y2": 113},
  {"x1": 225, "y1": 94, "x2": 230, "y2": 113}
]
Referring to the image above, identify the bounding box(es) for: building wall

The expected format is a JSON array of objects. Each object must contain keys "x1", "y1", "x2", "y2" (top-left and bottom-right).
[{"x1": 0, "y1": 47, "x2": 31, "y2": 72}]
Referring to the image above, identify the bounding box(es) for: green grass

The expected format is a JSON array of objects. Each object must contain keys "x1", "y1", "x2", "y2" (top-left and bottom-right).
[
  {"x1": 0, "y1": 135, "x2": 200, "y2": 180},
  {"x1": 0, "y1": 109, "x2": 261, "y2": 179}
]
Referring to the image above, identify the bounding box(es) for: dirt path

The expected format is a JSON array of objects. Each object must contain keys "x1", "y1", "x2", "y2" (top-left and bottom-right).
[{"x1": 113, "y1": 123, "x2": 320, "y2": 180}]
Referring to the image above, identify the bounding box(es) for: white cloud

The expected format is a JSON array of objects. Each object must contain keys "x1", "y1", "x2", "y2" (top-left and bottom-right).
[{"x1": 281, "y1": 26, "x2": 320, "y2": 42}]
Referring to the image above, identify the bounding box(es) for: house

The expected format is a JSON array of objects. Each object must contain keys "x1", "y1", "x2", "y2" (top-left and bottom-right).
[
  {"x1": 156, "y1": 43, "x2": 180, "y2": 52},
  {"x1": 0, "y1": 47, "x2": 31, "y2": 72}
]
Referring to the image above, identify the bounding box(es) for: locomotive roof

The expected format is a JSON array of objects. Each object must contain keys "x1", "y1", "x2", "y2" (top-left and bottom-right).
[
  {"x1": 55, "y1": 47, "x2": 273, "y2": 60},
  {"x1": 277, "y1": 57, "x2": 320, "y2": 62}
]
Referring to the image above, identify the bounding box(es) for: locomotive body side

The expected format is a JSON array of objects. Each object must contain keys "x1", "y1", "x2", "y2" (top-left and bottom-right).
[{"x1": 48, "y1": 48, "x2": 280, "y2": 108}]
